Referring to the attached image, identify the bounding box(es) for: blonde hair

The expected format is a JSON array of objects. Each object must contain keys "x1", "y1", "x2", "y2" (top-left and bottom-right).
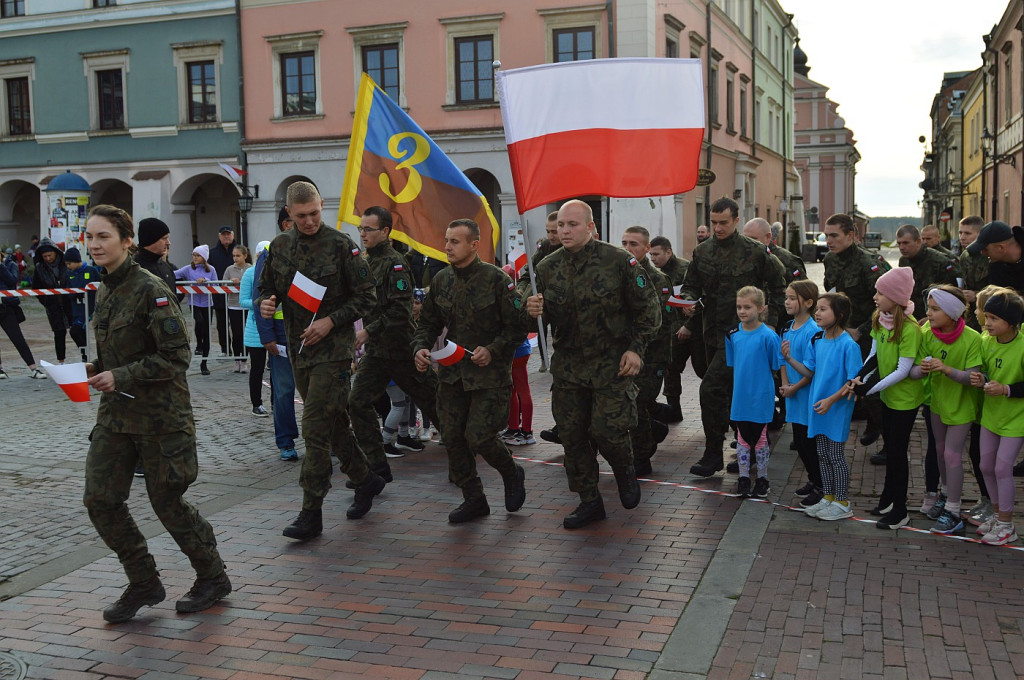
[
  {"x1": 871, "y1": 305, "x2": 911, "y2": 344},
  {"x1": 976, "y1": 285, "x2": 1017, "y2": 327},
  {"x1": 737, "y1": 285, "x2": 767, "y2": 320}
]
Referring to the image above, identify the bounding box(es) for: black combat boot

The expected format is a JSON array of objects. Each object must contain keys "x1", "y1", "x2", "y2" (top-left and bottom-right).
[
  {"x1": 634, "y1": 457, "x2": 653, "y2": 478},
  {"x1": 539, "y1": 426, "x2": 561, "y2": 444},
  {"x1": 503, "y1": 464, "x2": 526, "y2": 512},
  {"x1": 651, "y1": 418, "x2": 669, "y2": 445},
  {"x1": 690, "y1": 452, "x2": 724, "y2": 477},
  {"x1": 346, "y1": 462, "x2": 391, "y2": 489},
  {"x1": 102, "y1": 576, "x2": 165, "y2": 623},
  {"x1": 175, "y1": 571, "x2": 232, "y2": 613},
  {"x1": 347, "y1": 473, "x2": 386, "y2": 519},
  {"x1": 448, "y1": 496, "x2": 490, "y2": 523},
  {"x1": 563, "y1": 497, "x2": 606, "y2": 530},
  {"x1": 613, "y1": 465, "x2": 641, "y2": 509},
  {"x1": 283, "y1": 508, "x2": 323, "y2": 540}
]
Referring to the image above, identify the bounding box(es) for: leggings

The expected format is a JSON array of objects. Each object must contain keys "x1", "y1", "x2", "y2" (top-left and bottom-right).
[
  {"x1": 192, "y1": 306, "x2": 210, "y2": 358},
  {"x1": 968, "y1": 423, "x2": 989, "y2": 499},
  {"x1": 815, "y1": 434, "x2": 849, "y2": 502},
  {"x1": 792, "y1": 423, "x2": 821, "y2": 487},
  {"x1": 922, "y1": 405, "x2": 940, "y2": 493},
  {"x1": 929, "y1": 413, "x2": 971, "y2": 507},
  {"x1": 247, "y1": 346, "x2": 266, "y2": 408},
  {"x1": 879, "y1": 404, "x2": 920, "y2": 515},
  {"x1": 735, "y1": 421, "x2": 769, "y2": 478},
  {"x1": 228, "y1": 309, "x2": 246, "y2": 360},
  {"x1": 383, "y1": 384, "x2": 411, "y2": 439},
  {"x1": 507, "y1": 355, "x2": 533, "y2": 432},
  {"x1": 0, "y1": 310, "x2": 35, "y2": 367},
  {"x1": 979, "y1": 427, "x2": 1024, "y2": 514}
]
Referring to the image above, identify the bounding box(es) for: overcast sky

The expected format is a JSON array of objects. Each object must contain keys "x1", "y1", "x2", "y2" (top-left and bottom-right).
[{"x1": 784, "y1": 0, "x2": 1005, "y2": 217}]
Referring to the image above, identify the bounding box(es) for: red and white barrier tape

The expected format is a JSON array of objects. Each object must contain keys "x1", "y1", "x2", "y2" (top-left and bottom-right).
[{"x1": 0, "y1": 283, "x2": 239, "y2": 298}]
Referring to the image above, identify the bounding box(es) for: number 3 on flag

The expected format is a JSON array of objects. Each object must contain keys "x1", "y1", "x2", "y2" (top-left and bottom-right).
[{"x1": 380, "y1": 132, "x2": 430, "y2": 203}]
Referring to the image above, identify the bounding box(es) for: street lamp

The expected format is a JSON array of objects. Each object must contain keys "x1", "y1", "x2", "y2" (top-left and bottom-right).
[{"x1": 237, "y1": 189, "x2": 254, "y2": 245}]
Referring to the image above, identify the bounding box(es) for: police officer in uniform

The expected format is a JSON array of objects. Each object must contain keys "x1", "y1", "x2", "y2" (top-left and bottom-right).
[
  {"x1": 349, "y1": 206, "x2": 440, "y2": 483},
  {"x1": 258, "y1": 182, "x2": 385, "y2": 541},
  {"x1": 526, "y1": 200, "x2": 660, "y2": 529},
  {"x1": 678, "y1": 197, "x2": 786, "y2": 478},
  {"x1": 649, "y1": 236, "x2": 691, "y2": 422},
  {"x1": 413, "y1": 219, "x2": 527, "y2": 523},
  {"x1": 83, "y1": 205, "x2": 230, "y2": 623}
]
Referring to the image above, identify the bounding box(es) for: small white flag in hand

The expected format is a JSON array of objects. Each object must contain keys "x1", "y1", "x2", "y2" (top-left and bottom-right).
[{"x1": 39, "y1": 360, "x2": 90, "y2": 402}]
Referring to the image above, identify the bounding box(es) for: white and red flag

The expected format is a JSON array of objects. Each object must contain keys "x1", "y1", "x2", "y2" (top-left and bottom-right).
[
  {"x1": 507, "y1": 243, "x2": 528, "y2": 276},
  {"x1": 495, "y1": 58, "x2": 705, "y2": 213},
  {"x1": 39, "y1": 360, "x2": 89, "y2": 402},
  {"x1": 288, "y1": 271, "x2": 327, "y2": 314},
  {"x1": 666, "y1": 284, "x2": 698, "y2": 309},
  {"x1": 430, "y1": 340, "x2": 469, "y2": 366},
  {"x1": 218, "y1": 163, "x2": 246, "y2": 183}
]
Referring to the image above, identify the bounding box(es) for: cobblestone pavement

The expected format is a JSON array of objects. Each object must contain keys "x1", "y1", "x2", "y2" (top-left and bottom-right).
[{"x1": 0, "y1": 256, "x2": 1022, "y2": 680}]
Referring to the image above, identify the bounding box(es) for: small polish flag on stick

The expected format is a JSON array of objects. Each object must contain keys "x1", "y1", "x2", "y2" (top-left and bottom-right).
[
  {"x1": 288, "y1": 271, "x2": 326, "y2": 314},
  {"x1": 666, "y1": 284, "x2": 697, "y2": 309},
  {"x1": 430, "y1": 340, "x2": 471, "y2": 366},
  {"x1": 508, "y1": 244, "x2": 528, "y2": 276},
  {"x1": 39, "y1": 360, "x2": 90, "y2": 402},
  {"x1": 218, "y1": 163, "x2": 247, "y2": 183}
]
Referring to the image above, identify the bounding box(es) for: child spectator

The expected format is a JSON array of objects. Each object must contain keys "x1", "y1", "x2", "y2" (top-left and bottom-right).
[
  {"x1": 223, "y1": 245, "x2": 252, "y2": 373},
  {"x1": 174, "y1": 245, "x2": 214, "y2": 375}
]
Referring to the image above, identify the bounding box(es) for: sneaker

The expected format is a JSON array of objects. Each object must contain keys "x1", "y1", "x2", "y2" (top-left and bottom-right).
[
  {"x1": 563, "y1": 497, "x2": 606, "y2": 530},
  {"x1": 283, "y1": 509, "x2": 322, "y2": 540},
  {"x1": 448, "y1": 496, "x2": 490, "y2": 523},
  {"x1": 28, "y1": 368, "x2": 47, "y2": 379},
  {"x1": 818, "y1": 501, "x2": 854, "y2": 521},
  {"x1": 102, "y1": 577, "x2": 165, "y2": 623},
  {"x1": 383, "y1": 443, "x2": 405, "y2": 458},
  {"x1": 238, "y1": 362, "x2": 247, "y2": 374},
  {"x1": 419, "y1": 427, "x2": 436, "y2": 442},
  {"x1": 133, "y1": 463, "x2": 145, "y2": 478},
  {"x1": 967, "y1": 499, "x2": 994, "y2": 527},
  {"x1": 516, "y1": 431, "x2": 536, "y2": 445},
  {"x1": 869, "y1": 501, "x2": 893, "y2": 517},
  {"x1": 0, "y1": 368, "x2": 8, "y2": 379},
  {"x1": 252, "y1": 405, "x2": 269, "y2": 417},
  {"x1": 395, "y1": 435, "x2": 425, "y2": 452},
  {"x1": 752, "y1": 477, "x2": 770, "y2": 499},
  {"x1": 976, "y1": 515, "x2": 999, "y2": 536},
  {"x1": 875, "y1": 510, "x2": 909, "y2": 530},
  {"x1": 926, "y1": 493, "x2": 947, "y2": 520},
  {"x1": 804, "y1": 498, "x2": 832, "y2": 518},
  {"x1": 280, "y1": 448, "x2": 298, "y2": 461},
  {"x1": 930, "y1": 510, "x2": 964, "y2": 534},
  {"x1": 981, "y1": 521, "x2": 1018, "y2": 546},
  {"x1": 919, "y1": 492, "x2": 938, "y2": 516},
  {"x1": 233, "y1": 360, "x2": 241, "y2": 373},
  {"x1": 735, "y1": 476, "x2": 752, "y2": 498},
  {"x1": 500, "y1": 429, "x2": 521, "y2": 444},
  {"x1": 175, "y1": 572, "x2": 231, "y2": 613},
  {"x1": 799, "y1": 488, "x2": 824, "y2": 511},
  {"x1": 794, "y1": 481, "x2": 816, "y2": 497}
]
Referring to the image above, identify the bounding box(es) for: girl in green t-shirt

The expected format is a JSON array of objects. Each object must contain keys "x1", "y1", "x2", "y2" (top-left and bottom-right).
[
  {"x1": 849, "y1": 267, "x2": 923, "y2": 530},
  {"x1": 969, "y1": 292, "x2": 1024, "y2": 546},
  {"x1": 910, "y1": 286, "x2": 983, "y2": 535}
]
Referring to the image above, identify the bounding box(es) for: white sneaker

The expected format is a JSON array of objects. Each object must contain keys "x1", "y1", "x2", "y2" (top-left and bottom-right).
[
  {"x1": 804, "y1": 498, "x2": 832, "y2": 518},
  {"x1": 981, "y1": 521, "x2": 1018, "y2": 546},
  {"x1": 817, "y1": 502, "x2": 854, "y2": 521},
  {"x1": 977, "y1": 515, "x2": 999, "y2": 536},
  {"x1": 0, "y1": 368, "x2": 8, "y2": 379},
  {"x1": 28, "y1": 368, "x2": 47, "y2": 379}
]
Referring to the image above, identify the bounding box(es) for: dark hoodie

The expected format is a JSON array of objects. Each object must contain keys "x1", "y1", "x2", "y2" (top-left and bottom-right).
[{"x1": 31, "y1": 237, "x2": 72, "y2": 328}]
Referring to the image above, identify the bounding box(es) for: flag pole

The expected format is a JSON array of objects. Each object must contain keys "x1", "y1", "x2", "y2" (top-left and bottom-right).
[
  {"x1": 520, "y1": 216, "x2": 549, "y2": 370},
  {"x1": 297, "y1": 311, "x2": 317, "y2": 355}
]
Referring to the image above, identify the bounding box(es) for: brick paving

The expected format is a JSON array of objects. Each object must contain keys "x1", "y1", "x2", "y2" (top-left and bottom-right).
[{"x1": 0, "y1": 256, "x2": 1022, "y2": 680}]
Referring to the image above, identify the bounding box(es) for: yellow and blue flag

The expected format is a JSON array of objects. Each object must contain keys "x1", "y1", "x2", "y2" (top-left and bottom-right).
[{"x1": 339, "y1": 73, "x2": 499, "y2": 262}]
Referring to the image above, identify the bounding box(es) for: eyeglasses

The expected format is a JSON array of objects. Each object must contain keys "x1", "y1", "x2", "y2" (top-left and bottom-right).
[{"x1": 357, "y1": 227, "x2": 382, "y2": 233}]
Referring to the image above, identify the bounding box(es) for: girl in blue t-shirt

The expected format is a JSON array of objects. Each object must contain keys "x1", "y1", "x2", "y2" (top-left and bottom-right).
[
  {"x1": 779, "y1": 281, "x2": 821, "y2": 510},
  {"x1": 782, "y1": 292, "x2": 862, "y2": 521},
  {"x1": 726, "y1": 286, "x2": 781, "y2": 499}
]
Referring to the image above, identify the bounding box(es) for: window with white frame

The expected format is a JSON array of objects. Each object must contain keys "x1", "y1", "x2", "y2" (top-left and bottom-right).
[
  {"x1": 1, "y1": 0, "x2": 24, "y2": 18},
  {"x1": 347, "y1": 22, "x2": 407, "y2": 107},
  {"x1": 82, "y1": 49, "x2": 129, "y2": 132},
  {"x1": 439, "y1": 13, "x2": 502, "y2": 108},
  {"x1": 539, "y1": 4, "x2": 604, "y2": 63},
  {"x1": 665, "y1": 14, "x2": 684, "y2": 58},
  {"x1": 0, "y1": 58, "x2": 33, "y2": 138},
  {"x1": 266, "y1": 31, "x2": 323, "y2": 120},
  {"x1": 172, "y1": 41, "x2": 223, "y2": 126}
]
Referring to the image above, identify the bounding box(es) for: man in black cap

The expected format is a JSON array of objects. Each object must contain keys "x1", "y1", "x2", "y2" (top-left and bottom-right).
[
  {"x1": 136, "y1": 217, "x2": 178, "y2": 298},
  {"x1": 208, "y1": 226, "x2": 236, "y2": 355},
  {"x1": 968, "y1": 220, "x2": 1024, "y2": 296}
]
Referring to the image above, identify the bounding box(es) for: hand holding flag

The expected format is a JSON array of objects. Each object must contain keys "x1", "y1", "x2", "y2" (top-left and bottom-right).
[
  {"x1": 288, "y1": 271, "x2": 328, "y2": 354},
  {"x1": 40, "y1": 360, "x2": 90, "y2": 402},
  {"x1": 430, "y1": 340, "x2": 472, "y2": 366}
]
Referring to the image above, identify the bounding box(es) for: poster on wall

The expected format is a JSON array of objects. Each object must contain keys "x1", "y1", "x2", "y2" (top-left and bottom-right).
[{"x1": 48, "y1": 194, "x2": 88, "y2": 252}]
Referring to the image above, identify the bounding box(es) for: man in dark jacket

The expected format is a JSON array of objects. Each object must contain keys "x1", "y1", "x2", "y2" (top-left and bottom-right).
[
  {"x1": 135, "y1": 218, "x2": 178, "y2": 298},
  {"x1": 207, "y1": 226, "x2": 236, "y2": 354},
  {"x1": 32, "y1": 237, "x2": 76, "y2": 363}
]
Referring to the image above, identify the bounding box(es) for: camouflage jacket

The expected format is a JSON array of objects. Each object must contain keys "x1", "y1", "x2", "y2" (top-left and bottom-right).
[
  {"x1": 659, "y1": 255, "x2": 689, "y2": 334},
  {"x1": 640, "y1": 257, "x2": 670, "y2": 364},
  {"x1": 900, "y1": 246, "x2": 960, "y2": 317},
  {"x1": 257, "y1": 223, "x2": 375, "y2": 369},
  {"x1": 823, "y1": 244, "x2": 889, "y2": 334},
  {"x1": 530, "y1": 238, "x2": 659, "y2": 388},
  {"x1": 534, "y1": 239, "x2": 562, "y2": 267},
  {"x1": 769, "y1": 243, "x2": 808, "y2": 284},
  {"x1": 362, "y1": 241, "x2": 416, "y2": 359},
  {"x1": 414, "y1": 257, "x2": 525, "y2": 390},
  {"x1": 960, "y1": 249, "x2": 990, "y2": 292},
  {"x1": 92, "y1": 256, "x2": 194, "y2": 435},
  {"x1": 678, "y1": 230, "x2": 786, "y2": 348}
]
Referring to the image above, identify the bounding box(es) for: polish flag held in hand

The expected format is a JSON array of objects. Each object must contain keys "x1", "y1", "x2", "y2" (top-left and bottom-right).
[
  {"x1": 288, "y1": 271, "x2": 327, "y2": 314},
  {"x1": 39, "y1": 360, "x2": 90, "y2": 402},
  {"x1": 430, "y1": 340, "x2": 470, "y2": 366}
]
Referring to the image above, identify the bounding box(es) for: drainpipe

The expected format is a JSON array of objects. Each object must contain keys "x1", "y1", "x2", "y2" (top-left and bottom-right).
[
  {"x1": 235, "y1": 0, "x2": 249, "y2": 246},
  {"x1": 703, "y1": 2, "x2": 712, "y2": 227},
  {"x1": 604, "y1": 0, "x2": 614, "y2": 239}
]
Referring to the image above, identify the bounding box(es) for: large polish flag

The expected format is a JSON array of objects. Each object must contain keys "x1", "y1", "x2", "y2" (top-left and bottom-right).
[
  {"x1": 288, "y1": 271, "x2": 327, "y2": 314},
  {"x1": 39, "y1": 360, "x2": 90, "y2": 402},
  {"x1": 430, "y1": 340, "x2": 469, "y2": 366},
  {"x1": 496, "y1": 58, "x2": 705, "y2": 214}
]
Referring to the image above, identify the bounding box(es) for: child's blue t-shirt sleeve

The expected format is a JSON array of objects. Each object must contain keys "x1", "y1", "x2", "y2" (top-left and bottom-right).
[
  {"x1": 804, "y1": 337, "x2": 817, "y2": 372},
  {"x1": 725, "y1": 332, "x2": 734, "y2": 367},
  {"x1": 768, "y1": 332, "x2": 782, "y2": 371},
  {"x1": 844, "y1": 337, "x2": 863, "y2": 380}
]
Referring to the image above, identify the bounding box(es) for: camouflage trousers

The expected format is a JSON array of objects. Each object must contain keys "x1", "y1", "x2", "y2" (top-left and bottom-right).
[
  {"x1": 436, "y1": 381, "x2": 517, "y2": 501},
  {"x1": 662, "y1": 334, "x2": 693, "y2": 399},
  {"x1": 293, "y1": 360, "x2": 371, "y2": 510},
  {"x1": 350, "y1": 354, "x2": 440, "y2": 470},
  {"x1": 633, "y1": 362, "x2": 665, "y2": 463},
  {"x1": 552, "y1": 380, "x2": 637, "y2": 502},
  {"x1": 699, "y1": 345, "x2": 733, "y2": 457},
  {"x1": 83, "y1": 425, "x2": 223, "y2": 584}
]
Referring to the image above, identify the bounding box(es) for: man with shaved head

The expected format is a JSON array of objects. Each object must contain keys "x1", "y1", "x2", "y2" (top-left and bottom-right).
[
  {"x1": 743, "y1": 217, "x2": 807, "y2": 286},
  {"x1": 921, "y1": 224, "x2": 953, "y2": 257}
]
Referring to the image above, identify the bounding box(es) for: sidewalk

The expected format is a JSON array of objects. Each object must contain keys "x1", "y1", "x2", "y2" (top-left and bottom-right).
[{"x1": 1, "y1": 281, "x2": 1023, "y2": 680}]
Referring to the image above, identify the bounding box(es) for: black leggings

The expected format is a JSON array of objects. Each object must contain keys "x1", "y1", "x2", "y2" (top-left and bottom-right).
[
  {"x1": 192, "y1": 306, "x2": 210, "y2": 358},
  {"x1": 228, "y1": 309, "x2": 246, "y2": 359},
  {"x1": 792, "y1": 423, "x2": 821, "y2": 487},
  {"x1": 879, "y1": 404, "x2": 920, "y2": 515},
  {"x1": 0, "y1": 310, "x2": 35, "y2": 367},
  {"x1": 247, "y1": 346, "x2": 266, "y2": 407}
]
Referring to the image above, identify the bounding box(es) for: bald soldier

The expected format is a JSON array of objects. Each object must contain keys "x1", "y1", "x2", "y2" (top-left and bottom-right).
[
  {"x1": 743, "y1": 217, "x2": 807, "y2": 286},
  {"x1": 921, "y1": 224, "x2": 954, "y2": 257}
]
